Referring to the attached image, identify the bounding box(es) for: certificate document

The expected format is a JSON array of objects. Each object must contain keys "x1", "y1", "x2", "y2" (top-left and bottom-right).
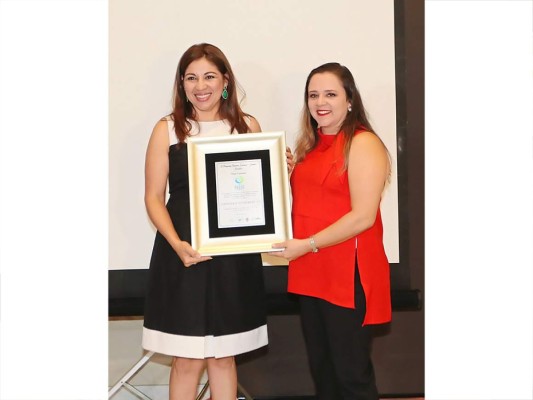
[
  {"x1": 188, "y1": 132, "x2": 292, "y2": 255},
  {"x1": 215, "y1": 159, "x2": 266, "y2": 228}
]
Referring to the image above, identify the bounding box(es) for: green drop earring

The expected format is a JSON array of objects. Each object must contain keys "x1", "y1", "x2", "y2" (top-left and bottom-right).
[{"x1": 222, "y1": 86, "x2": 228, "y2": 100}]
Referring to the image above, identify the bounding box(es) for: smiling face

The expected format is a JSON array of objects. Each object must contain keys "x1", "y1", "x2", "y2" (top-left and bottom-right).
[
  {"x1": 182, "y1": 57, "x2": 228, "y2": 121},
  {"x1": 307, "y1": 72, "x2": 351, "y2": 135}
]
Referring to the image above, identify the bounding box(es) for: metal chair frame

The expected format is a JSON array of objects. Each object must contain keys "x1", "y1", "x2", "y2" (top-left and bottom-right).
[{"x1": 108, "y1": 351, "x2": 253, "y2": 400}]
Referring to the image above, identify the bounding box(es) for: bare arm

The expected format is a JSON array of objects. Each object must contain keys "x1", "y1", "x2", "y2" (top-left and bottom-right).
[
  {"x1": 144, "y1": 120, "x2": 211, "y2": 266},
  {"x1": 272, "y1": 132, "x2": 390, "y2": 260},
  {"x1": 248, "y1": 116, "x2": 262, "y2": 132}
]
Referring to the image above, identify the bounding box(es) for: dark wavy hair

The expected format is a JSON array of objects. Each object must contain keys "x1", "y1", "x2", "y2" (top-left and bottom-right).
[
  {"x1": 170, "y1": 43, "x2": 252, "y2": 143},
  {"x1": 295, "y1": 62, "x2": 386, "y2": 170}
]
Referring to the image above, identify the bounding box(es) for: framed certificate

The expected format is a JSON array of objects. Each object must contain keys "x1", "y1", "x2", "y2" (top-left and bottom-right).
[{"x1": 187, "y1": 131, "x2": 293, "y2": 256}]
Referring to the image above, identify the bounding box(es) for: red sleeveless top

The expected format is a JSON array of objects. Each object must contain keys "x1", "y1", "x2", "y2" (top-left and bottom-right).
[{"x1": 288, "y1": 129, "x2": 391, "y2": 325}]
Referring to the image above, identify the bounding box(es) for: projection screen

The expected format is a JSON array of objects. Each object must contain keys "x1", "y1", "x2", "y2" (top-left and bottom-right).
[{"x1": 109, "y1": 0, "x2": 399, "y2": 270}]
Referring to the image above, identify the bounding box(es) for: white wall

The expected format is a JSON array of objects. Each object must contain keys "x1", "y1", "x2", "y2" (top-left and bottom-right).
[{"x1": 109, "y1": 0, "x2": 399, "y2": 269}]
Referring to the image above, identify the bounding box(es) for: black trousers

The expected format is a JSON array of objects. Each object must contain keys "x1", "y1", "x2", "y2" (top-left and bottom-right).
[{"x1": 299, "y1": 265, "x2": 379, "y2": 400}]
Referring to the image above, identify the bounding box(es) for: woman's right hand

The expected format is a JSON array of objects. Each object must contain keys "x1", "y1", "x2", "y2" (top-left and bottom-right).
[
  {"x1": 286, "y1": 147, "x2": 295, "y2": 175},
  {"x1": 174, "y1": 240, "x2": 212, "y2": 267}
]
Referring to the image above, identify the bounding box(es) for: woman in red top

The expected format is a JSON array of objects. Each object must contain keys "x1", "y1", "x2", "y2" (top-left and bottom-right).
[{"x1": 272, "y1": 63, "x2": 391, "y2": 399}]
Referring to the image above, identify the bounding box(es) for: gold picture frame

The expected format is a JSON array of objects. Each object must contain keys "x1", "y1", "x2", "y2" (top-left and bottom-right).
[{"x1": 187, "y1": 131, "x2": 293, "y2": 256}]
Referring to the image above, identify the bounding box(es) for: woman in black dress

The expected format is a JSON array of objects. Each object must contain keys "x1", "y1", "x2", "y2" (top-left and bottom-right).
[{"x1": 142, "y1": 43, "x2": 267, "y2": 400}]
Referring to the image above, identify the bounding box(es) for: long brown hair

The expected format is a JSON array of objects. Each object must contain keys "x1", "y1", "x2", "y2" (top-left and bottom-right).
[
  {"x1": 170, "y1": 43, "x2": 252, "y2": 142},
  {"x1": 294, "y1": 62, "x2": 386, "y2": 170}
]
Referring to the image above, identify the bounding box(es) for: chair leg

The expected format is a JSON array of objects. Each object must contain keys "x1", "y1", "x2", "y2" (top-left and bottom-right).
[
  {"x1": 237, "y1": 382, "x2": 254, "y2": 400},
  {"x1": 108, "y1": 351, "x2": 155, "y2": 399},
  {"x1": 196, "y1": 380, "x2": 210, "y2": 400}
]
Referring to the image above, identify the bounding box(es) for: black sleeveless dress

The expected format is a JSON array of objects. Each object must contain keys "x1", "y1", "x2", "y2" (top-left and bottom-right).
[{"x1": 142, "y1": 126, "x2": 268, "y2": 359}]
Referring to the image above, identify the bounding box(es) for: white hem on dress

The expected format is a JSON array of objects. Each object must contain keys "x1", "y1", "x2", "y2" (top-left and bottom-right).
[{"x1": 142, "y1": 324, "x2": 268, "y2": 359}]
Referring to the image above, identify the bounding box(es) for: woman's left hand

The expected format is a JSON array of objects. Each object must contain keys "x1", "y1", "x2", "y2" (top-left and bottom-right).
[
  {"x1": 286, "y1": 147, "x2": 295, "y2": 175},
  {"x1": 270, "y1": 239, "x2": 310, "y2": 261}
]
